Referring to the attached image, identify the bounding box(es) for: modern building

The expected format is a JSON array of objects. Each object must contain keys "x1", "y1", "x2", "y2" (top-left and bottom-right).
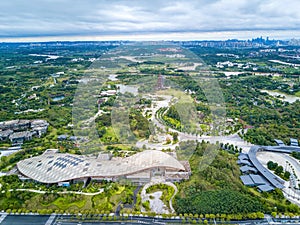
[
  {"x1": 257, "y1": 184, "x2": 275, "y2": 192},
  {"x1": 17, "y1": 150, "x2": 191, "y2": 185},
  {"x1": 274, "y1": 139, "x2": 285, "y2": 146},
  {"x1": 240, "y1": 174, "x2": 274, "y2": 192},
  {"x1": 9, "y1": 131, "x2": 34, "y2": 144},
  {"x1": 57, "y1": 135, "x2": 68, "y2": 141},
  {"x1": 0, "y1": 129, "x2": 13, "y2": 141},
  {"x1": 238, "y1": 153, "x2": 248, "y2": 160},
  {"x1": 249, "y1": 174, "x2": 267, "y2": 186},
  {"x1": 30, "y1": 120, "x2": 49, "y2": 137},
  {"x1": 0, "y1": 119, "x2": 30, "y2": 131},
  {"x1": 100, "y1": 90, "x2": 117, "y2": 96},
  {"x1": 237, "y1": 158, "x2": 252, "y2": 166},
  {"x1": 290, "y1": 138, "x2": 299, "y2": 147},
  {"x1": 240, "y1": 175, "x2": 256, "y2": 186},
  {"x1": 240, "y1": 165, "x2": 258, "y2": 174},
  {"x1": 0, "y1": 119, "x2": 49, "y2": 144},
  {"x1": 239, "y1": 139, "x2": 300, "y2": 191}
]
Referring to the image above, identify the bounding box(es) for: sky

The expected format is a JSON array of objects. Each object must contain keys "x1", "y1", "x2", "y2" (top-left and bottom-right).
[{"x1": 1, "y1": 0, "x2": 300, "y2": 41}]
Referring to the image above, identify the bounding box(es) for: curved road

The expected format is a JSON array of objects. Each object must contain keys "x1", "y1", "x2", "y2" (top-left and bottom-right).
[
  {"x1": 137, "y1": 94, "x2": 253, "y2": 152},
  {"x1": 248, "y1": 145, "x2": 300, "y2": 189}
]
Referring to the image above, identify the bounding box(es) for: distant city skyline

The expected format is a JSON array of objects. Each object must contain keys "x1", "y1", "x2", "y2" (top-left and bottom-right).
[
  {"x1": 1, "y1": 0, "x2": 300, "y2": 42},
  {"x1": 1, "y1": 31, "x2": 300, "y2": 43}
]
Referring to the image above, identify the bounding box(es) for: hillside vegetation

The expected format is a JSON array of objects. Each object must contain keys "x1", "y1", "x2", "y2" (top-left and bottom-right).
[{"x1": 174, "y1": 141, "x2": 300, "y2": 217}]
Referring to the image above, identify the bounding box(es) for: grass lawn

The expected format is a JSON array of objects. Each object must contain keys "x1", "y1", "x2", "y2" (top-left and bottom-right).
[
  {"x1": 52, "y1": 196, "x2": 86, "y2": 210},
  {"x1": 92, "y1": 195, "x2": 113, "y2": 212},
  {"x1": 100, "y1": 126, "x2": 119, "y2": 144},
  {"x1": 25, "y1": 194, "x2": 91, "y2": 211},
  {"x1": 157, "y1": 89, "x2": 194, "y2": 102}
]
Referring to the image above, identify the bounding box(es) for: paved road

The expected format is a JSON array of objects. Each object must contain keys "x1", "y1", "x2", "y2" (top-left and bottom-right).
[
  {"x1": 0, "y1": 214, "x2": 7, "y2": 224},
  {"x1": 0, "y1": 215, "x2": 49, "y2": 225},
  {"x1": 281, "y1": 153, "x2": 300, "y2": 177},
  {"x1": 137, "y1": 94, "x2": 253, "y2": 152},
  {"x1": 2, "y1": 214, "x2": 300, "y2": 225},
  {"x1": 45, "y1": 214, "x2": 56, "y2": 225},
  {"x1": 247, "y1": 145, "x2": 300, "y2": 207},
  {"x1": 115, "y1": 186, "x2": 141, "y2": 216}
]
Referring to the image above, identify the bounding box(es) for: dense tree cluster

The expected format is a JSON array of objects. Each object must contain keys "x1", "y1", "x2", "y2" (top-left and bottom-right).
[
  {"x1": 267, "y1": 161, "x2": 290, "y2": 180},
  {"x1": 174, "y1": 141, "x2": 299, "y2": 216},
  {"x1": 175, "y1": 189, "x2": 264, "y2": 215},
  {"x1": 291, "y1": 151, "x2": 300, "y2": 160}
]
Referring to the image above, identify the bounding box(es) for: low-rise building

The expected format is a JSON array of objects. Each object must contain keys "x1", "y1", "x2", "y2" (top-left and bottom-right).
[
  {"x1": 100, "y1": 90, "x2": 117, "y2": 96},
  {"x1": 290, "y1": 138, "x2": 299, "y2": 147},
  {"x1": 240, "y1": 165, "x2": 258, "y2": 174},
  {"x1": 9, "y1": 131, "x2": 34, "y2": 144},
  {"x1": 0, "y1": 119, "x2": 49, "y2": 144},
  {"x1": 17, "y1": 150, "x2": 190, "y2": 185},
  {"x1": 57, "y1": 135, "x2": 68, "y2": 141},
  {"x1": 0, "y1": 129, "x2": 13, "y2": 141},
  {"x1": 0, "y1": 119, "x2": 30, "y2": 131}
]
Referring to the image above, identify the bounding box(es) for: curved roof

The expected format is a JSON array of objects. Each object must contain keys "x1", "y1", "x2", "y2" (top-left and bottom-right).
[
  {"x1": 17, "y1": 150, "x2": 185, "y2": 183},
  {"x1": 247, "y1": 145, "x2": 300, "y2": 189}
]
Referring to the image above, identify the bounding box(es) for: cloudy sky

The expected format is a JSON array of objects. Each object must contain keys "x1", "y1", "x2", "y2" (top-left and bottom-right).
[{"x1": 1, "y1": 0, "x2": 300, "y2": 41}]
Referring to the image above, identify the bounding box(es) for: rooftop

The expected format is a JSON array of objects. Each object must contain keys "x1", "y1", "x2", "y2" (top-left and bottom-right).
[
  {"x1": 249, "y1": 174, "x2": 266, "y2": 185},
  {"x1": 248, "y1": 146, "x2": 287, "y2": 189},
  {"x1": 240, "y1": 165, "x2": 258, "y2": 174},
  {"x1": 237, "y1": 159, "x2": 252, "y2": 166},
  {"x1": 290, "y1": 138, "x2": 299, "y2": 146},
  {"x1": 238, "y1": 153, "x2": 249, "y2": 160},
  {"x1": 17, "y1": 150, "x2": 186, "y2": 184},
  {"x1": 240, "y1": 175, "x2": 255, "y2": 186},
  {"x1": 274, "y1": 139, "x2": 285, "y2": 146},
  {"x1": 258, "y1": 184, "x2": 275, "y2": 192},
  {"x1": 9, "y1": 131, "x2": 33, "y2": 139}
]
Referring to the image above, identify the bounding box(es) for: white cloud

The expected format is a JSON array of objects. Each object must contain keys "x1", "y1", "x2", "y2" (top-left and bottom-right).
[{"x1": 0, "y1": 0, "x2": 299, "y2": 39}]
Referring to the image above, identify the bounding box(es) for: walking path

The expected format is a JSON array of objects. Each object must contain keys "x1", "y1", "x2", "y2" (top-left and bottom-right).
[
  {"x1": 167, "y1": 182, "x2": 178, "y2": 213},
  {"x1": 2, "y1": 188, "x2": 104, "y2": 196},
  {"x1": 137, "y1": 94, "x2": 253, "y2": 153},
  {"x1": 82, "y1": 109, "x2": 104, "y2": 126},
  {"x1": 141, "y1": 179, "x2": 178, "y2": 214}
]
